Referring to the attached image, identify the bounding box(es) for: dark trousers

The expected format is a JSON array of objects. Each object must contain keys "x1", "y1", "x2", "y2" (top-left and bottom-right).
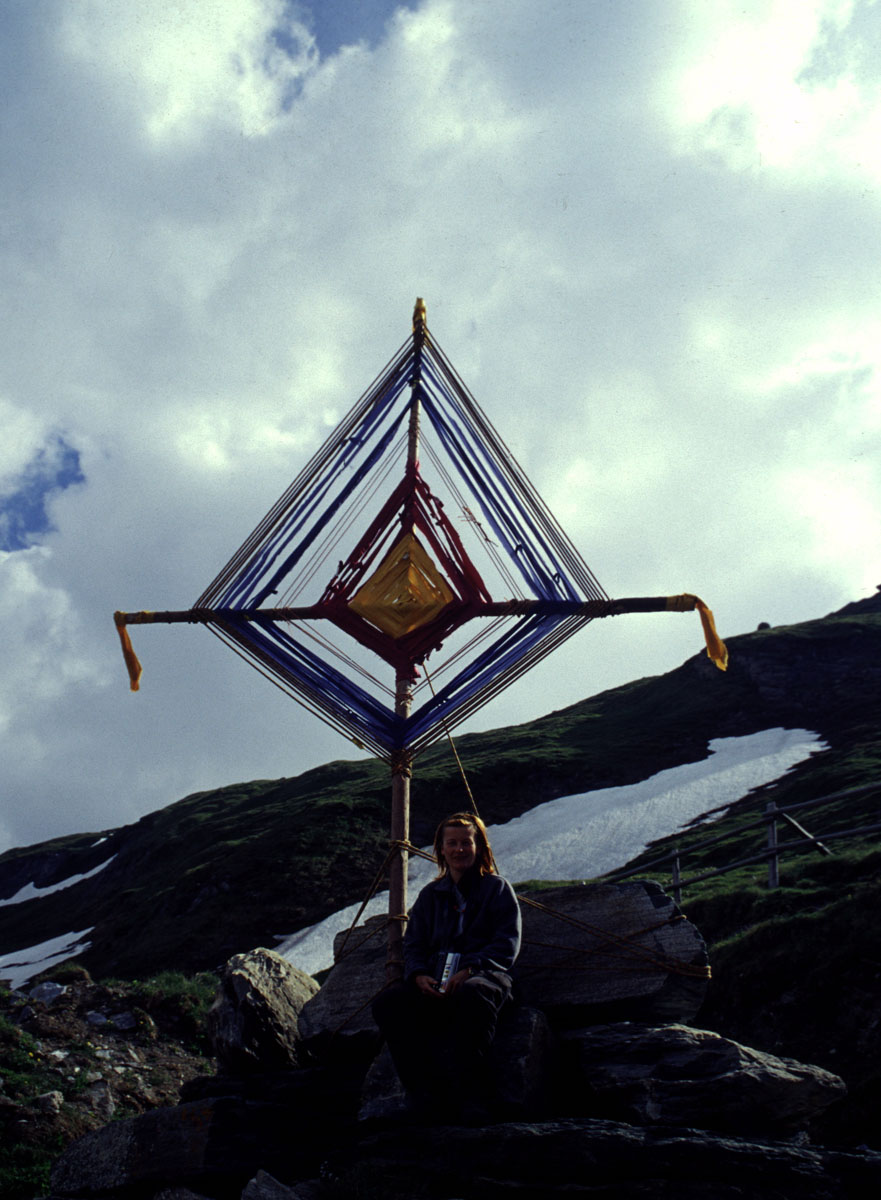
[{"x1": 372, "y1": 972, "x2": 511, "y2": 1102}]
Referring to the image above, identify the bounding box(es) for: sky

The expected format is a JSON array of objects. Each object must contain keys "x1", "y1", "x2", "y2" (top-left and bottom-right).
[
  {"x1": 1, "y1": 0, "x2": 879, "y2": 853},
  {"x1": 0, "y1": 726, "x2": 824, "y2": 986}
]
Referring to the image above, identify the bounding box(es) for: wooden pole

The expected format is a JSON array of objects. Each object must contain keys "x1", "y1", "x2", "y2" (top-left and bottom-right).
[
  {"x1": 766, "y1": 800, "x2": 779, "y2": 889},
  {"x1": 385, "y1": 298, "x2": 427, "y2": 982},
  {"x1": 671, "y1": 847, "x2": 682, "y2": 906}
]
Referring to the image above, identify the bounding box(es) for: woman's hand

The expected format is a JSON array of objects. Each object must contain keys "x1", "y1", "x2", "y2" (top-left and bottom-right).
[
  {"x1": 443, "y1": 967, "x2": 472, "y2": 994},
  {"x1": 414, "y1": 973, "x2": 441, "y2": 996}
]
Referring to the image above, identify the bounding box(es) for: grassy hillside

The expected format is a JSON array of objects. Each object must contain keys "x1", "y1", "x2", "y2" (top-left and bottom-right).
[
  {"x1": 0, "y1": 597, "x2": 879, "y2": 1164},
  {"x1": 1, "y1": 601, "x2": 879, "y2": 985}
]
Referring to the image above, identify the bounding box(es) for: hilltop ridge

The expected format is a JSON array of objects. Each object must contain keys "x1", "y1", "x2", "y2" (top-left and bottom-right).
[{"x1": 1, "y1": 591, "x2": 880, "y2": 983}]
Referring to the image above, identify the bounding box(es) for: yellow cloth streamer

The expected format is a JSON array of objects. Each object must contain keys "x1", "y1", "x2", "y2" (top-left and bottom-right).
[
  {"x1": 666, "y1": 594, "x2": 728, "y2": 671},
  {"x1": 114, "y1": 613, "x2": 143, "y2": 691}
]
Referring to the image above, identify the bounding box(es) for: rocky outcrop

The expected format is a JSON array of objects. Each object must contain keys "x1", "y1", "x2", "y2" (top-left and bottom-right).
[
  {"x1": 298, "y1": 880, "x2": 709, "y2": 1045},
  {"x1": 207, "y1": 949, "x2": 319, "y2": 1074},
  {"x1": 557, "y1": 1022, "x2": 847, "y2": 1136},
  {"x1": 514, "y1": 881, "x2": 708, "y2": 1025},
  {"x1": 330, "y1": 1118, "x2": 881, "y2": 1200},
  {"x1": 47, "y1": 881, "x2": 870, "y2": 1200},
  {"x1": 0, "y1": 972, "x2": 211, "y2": 1182}
]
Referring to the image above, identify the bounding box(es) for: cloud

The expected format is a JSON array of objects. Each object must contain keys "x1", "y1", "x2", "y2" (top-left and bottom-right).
[
  {"x1": 59, "y1": 0, "x2": 318, "y2": 142},
  {"x1": 661, "y1": 0, "x2": 881, "y2": 182},
  {"x1": 0, "y1": 0, "x2": 878, "y2": 852}
]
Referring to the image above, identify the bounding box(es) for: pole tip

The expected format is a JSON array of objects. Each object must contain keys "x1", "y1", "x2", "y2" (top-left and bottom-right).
[{"x1": 413, "y1": 297, "x2": 426, "y2": 330}]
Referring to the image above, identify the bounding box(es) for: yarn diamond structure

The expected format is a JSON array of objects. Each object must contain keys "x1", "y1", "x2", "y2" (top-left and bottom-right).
[{"x1": 193, "y1": 319, "x2": 609, "y2": 757}]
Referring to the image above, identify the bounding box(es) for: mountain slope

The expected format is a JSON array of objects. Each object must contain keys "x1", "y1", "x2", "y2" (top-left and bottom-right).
[{"x1": 1, "y1": 593, "x2": 880, "y2": 982}]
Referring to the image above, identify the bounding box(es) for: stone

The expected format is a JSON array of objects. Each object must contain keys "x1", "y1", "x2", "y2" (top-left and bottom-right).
[
  {"x1": 493, "y1": 1004, "x2": 554, "y2": 1115},
  {"x1": 558, "y1": 1022, "x2": 847, "y2": 1137},
  {"x1": 241, "y1": 1168, "x2": 302, "y2": 1200},
  {"x1": 207, "y1": 947, "x2": 320, "y2": 1073},
  {"x1": 28, "y1": 980, "x2": 66, "y2": 1006},
  {"x1": 84, "y1": 1077, "x2": 116, "y2": 1120},
  {"x1": 330, "y1": 1117, "x2": 881, "y2": 1199},
  {"x1": 108, "y1": 1010, "x2": 138, "y2": 1031},
  {"x1": 298, "y1": 916, "x2": 387, "y2": 1047},
  {"x1": 33, "y1": 1089, "x2": 64, "y2": 1113},
  {"x1": 514, "y1": 880, "x2": 708, "y2": 1025},
  {"x1": 50, "y1": 1096, "x2": 333, "y2": 1197},
  {"x1": 298, "y1": 881, "x2": 707, "y2": 1046},
  {"x1": 153, "y1": 1189, "x2": 214, "y2": 1200}
]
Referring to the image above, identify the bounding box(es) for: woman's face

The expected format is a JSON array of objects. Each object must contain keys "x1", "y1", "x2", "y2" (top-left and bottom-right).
[{"x1": 442, "y1": 824, "x2": 477, "y2": 875}]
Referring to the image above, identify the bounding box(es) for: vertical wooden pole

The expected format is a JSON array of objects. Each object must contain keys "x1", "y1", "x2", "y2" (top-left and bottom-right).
[
  {"x1": 385, "y1": 298, "x2": 426, "y2": 982},
  {"x1": 766, "y1": 801, "x2": 779, "y2": 889},
  {"x1": 387, "y1": 691, "x2": 412, "y2": 983},
  {"x1": 671, "y1": 847, "x2": 682, "y2": 906}
]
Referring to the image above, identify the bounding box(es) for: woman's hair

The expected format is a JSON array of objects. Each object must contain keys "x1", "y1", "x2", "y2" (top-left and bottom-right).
[{"x1": 433, "y1": 811, "x2": 497, "y2": 877}]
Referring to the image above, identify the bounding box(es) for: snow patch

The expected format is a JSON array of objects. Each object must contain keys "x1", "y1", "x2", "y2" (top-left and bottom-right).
[
  {"x1": 0, "y1": 929, "x2": 93, "y2": 990},
  {"x1": 0, "y1": 855, "x2": 117, "y2": 907},
  {"x1": 278, "y1": 727, "x2": 824, "y2": 976}
]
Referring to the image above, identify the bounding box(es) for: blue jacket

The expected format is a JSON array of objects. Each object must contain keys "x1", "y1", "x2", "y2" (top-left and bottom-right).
[{"x1": 403, "y1": 868, "x2": 521, "y2": 982}]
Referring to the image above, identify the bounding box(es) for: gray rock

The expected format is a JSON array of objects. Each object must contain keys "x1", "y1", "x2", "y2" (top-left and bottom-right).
[
  {"x1": 33, "y1": 1089, "x2": 64, "y2": 1113},
  {"x1": 358, "y1": 1044, "x2": 406, "y2": 1122},
  {"x1": 559, "y1": 1022, "x2": 847, "y2": 1136},
  {"x1": 493, "y1": 1004, "x2": 554, "y2": 1115},
  {"x1": 299, "y1": 881, "x2": 707, "y2": 1045},
  {"x1": 332, "y1": 1117, "x2": 881, "y2": 1199},
  {"x1": 84, "y1": 1077, "x2": 116, "y2": 1121},
  {"x1": 50, "y1": 1096, "x2": 330, "y2": 1196},
  {"x1": 241, "y1": 1168, "x2": 303, "y2": 1200},
  {"x1": 514, "y1": 880, "x2": 708, "y2": 1025},
  {"x1": 108, "y1": 1010, "x2": 138, "y2": 1031},
  {"x1": 208, "y1": 947, "x2": 320, "y2": 1073},
  {"x1": 28, "y1": 980, "x2": 66, "y2": 1006},
  {"x1": 152, "y1": 1189, "x2": 214, "y2": 1200},
  {"x1": 298, "y1": 916, "x2": 387, "y2": 1045}
]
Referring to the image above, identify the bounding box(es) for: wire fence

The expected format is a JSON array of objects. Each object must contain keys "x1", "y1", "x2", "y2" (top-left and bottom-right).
[{"x1": 598, "y1": 781, "x2": 881, "y2": 903}]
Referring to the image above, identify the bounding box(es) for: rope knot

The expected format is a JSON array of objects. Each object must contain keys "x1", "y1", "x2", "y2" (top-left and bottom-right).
[{"x1": 390, "y1": 749, "x2": 413, "y2": 778}]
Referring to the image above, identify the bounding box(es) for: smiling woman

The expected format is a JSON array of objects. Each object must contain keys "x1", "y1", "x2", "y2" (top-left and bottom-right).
[{"x1": 371, "y1": 811, "x2": 521, "y2": 1122}]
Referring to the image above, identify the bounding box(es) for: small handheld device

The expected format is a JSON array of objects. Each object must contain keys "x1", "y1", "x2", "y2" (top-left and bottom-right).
[{"x1": 438, "y1": 952, "x2": 460, "y2": 993}]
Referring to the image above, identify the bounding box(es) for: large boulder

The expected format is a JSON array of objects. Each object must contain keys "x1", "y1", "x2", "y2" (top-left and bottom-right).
[
  {"x1": 49, "y1": 1094, "x2": 331, "y2": 1199},
  {"x1": 514, "y1": 880, "x2": 708, "y2": 1025},
  {"x1": 558, "y1": 1022, "x2": 847, "y2": 1136},
  {"x1": 328, "y1": 1118, "x2": 881, "y2": 1200},
  {"x1": 298, "y1": 880, "x2": 707, "y2": 1045},
  {"x1": 297, "y1": 917, "x2": 386, "y2": 1047},
  {"x1": 208, "y1": 948, "x2": 319, "y2": 1073}
]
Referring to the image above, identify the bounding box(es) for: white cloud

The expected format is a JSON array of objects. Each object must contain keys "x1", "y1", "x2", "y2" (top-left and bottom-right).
[
  {"x1": 0, "y1": 549, "x2": 104, "y2": 733},
  {"x1": 59, "y1": 0, "x2": 317, "y2": 142},
  {"x1": 0, "y1": 0, "x2": 878, "y2": 851},
  {"x1": 662, "y1": 0, "x2": 881, "y2": 182},
  {"x1": 0, "y1": 398, "x2": 49, "y2": 483}
]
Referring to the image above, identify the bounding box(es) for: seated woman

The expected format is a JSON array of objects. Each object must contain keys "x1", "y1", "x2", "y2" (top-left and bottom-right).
[{"x1": 372, "y1": 811, "x2": 521, "y2": 1118}]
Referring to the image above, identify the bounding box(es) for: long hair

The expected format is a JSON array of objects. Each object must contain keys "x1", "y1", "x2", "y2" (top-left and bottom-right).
[{"x1": 433, "y1": 812, "x2": 497, "y2": 877}]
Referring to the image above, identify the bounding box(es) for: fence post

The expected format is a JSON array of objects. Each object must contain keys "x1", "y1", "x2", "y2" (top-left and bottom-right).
[
  {"x1": 671, "y1": 847, "x2": 682, "y2": 905},
  {"x1": 766, "y1": 800, "x2": 779, "y2": 889}
]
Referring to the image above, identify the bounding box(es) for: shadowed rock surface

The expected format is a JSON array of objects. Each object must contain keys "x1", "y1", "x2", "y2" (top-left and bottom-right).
[
  {"x1": 557, "y1": 1022, "x2": 847, "y2": 1136},
  {"x1": 48, "y1": 883, "x2": 866, "y2": 1200}
]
